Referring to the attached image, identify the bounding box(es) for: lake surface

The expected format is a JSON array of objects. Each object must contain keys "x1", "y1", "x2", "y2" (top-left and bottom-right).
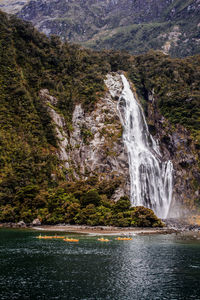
[{"x1": 0, "y1": 229, "x2": 200, "y2": 300}]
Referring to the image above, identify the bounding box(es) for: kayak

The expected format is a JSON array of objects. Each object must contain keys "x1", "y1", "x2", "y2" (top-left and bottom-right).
[
  {"x1": 36, "y1": 235, "x2": 53, "y2": 239},
  {"x1": 97, "y1": 238, "x2": 109, "y2": 242},
  {"x1": 115, "y1": 237, "x2": 132, "y2": 241},
  {"x1": 63, "y1": 238, "x2": 79, "y2": 242}
]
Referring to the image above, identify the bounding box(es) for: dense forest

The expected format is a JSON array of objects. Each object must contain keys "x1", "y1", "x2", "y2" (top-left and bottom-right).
[{"x1": 0, "y1": 11, "x2": 199, "y2": 225}]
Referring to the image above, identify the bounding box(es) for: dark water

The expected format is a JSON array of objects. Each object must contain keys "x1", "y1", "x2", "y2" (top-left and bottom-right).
[{"x1": 1, "y1": 229, "x2": 200, "y2": 300}]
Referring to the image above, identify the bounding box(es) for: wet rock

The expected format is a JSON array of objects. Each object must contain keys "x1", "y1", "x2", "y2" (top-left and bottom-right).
[
  {"x1": 164, "y1": 218, "x2": 200, "y2": 232},
  {"x1": 146, "y1": 98, "x2": 200, "y2": 216},
  {"x1": 31, "y1": 218, "x2": 41, "y2": 226},
  {"x1": 17, "y1": 220, "x2": 26, "y2": 228}
]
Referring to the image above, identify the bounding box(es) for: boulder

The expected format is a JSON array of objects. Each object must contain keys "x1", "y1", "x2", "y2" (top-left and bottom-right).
[
  {"x1": 31, "y1": 218, "x2": 41, "y2": 226},
  {"x1": 17, "y1": 220, "x2": 26, "y2": 228}
]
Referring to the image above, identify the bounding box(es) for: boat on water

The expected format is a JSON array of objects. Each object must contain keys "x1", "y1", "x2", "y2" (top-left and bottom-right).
[
  {"x1": 63, "y1": 238, "x2": 79, "y2": 243},
  {"x1": 114, "y1": 237, "x2": 132, "y2": 241},
  {"x1": 36, "y1": 235, "x2": 132, "y2": 242},
  {"x1": 37, "y1": 235, "x2": 65, "y2": 239},
  {"x1": 36, "y1": 235, "x2": 53, "y2": 239},
  {"x1": 97, "y1": 238, "x2": 110, "y2": 242},
  {"x1": 36, "y1": 235, "x2": 79, "y2": 242}
]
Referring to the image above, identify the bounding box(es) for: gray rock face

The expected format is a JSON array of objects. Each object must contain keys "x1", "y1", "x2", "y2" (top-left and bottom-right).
[
  {"x1": 39, "y1": 73, "x2": 130, "y2": 201},
  {"x1": 146, "y1": 98, "x2": 200, "y2": 216},
  {"x1": 68, "y1": 73, "x2": 130, "y2": 200}
]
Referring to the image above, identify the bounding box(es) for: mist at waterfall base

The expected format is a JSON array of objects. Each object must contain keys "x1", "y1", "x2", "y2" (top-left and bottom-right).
[
  {"x1": 118, "y1": 75, "x2": 173, "y2": 219},
  {"x1": 1, "y1": 229, "x2": 200, "y2": 300}
]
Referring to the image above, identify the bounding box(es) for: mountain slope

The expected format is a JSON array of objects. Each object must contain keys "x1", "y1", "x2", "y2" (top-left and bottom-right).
[
  {"x1": 0, "y1": 11, "x2": 200, "y2": 224},
  {"x1": 0, "y1": 0, "x2": 29, "y2": 14},
  {"x1": 13, "y1": 0, "x2": 200, "y2": 57}
]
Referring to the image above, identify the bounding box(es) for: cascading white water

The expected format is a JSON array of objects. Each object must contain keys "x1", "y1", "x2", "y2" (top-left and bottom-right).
[{"x1": 118, "y1": 75, "x2": 173, "y2": 218}]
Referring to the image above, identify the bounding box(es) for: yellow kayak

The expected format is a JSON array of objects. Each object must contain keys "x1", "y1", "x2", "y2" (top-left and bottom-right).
[
  {"x1": 115, "y1": 237, "x2": 132, "y2": 241},
  {"x1": 37, "y1": 235, "x2": 53, "y2": 239},
  {"x1": 37, "y1": 235, "x2": 67, "y2": 239},
  {"x1": 97, "y1": 238, "x2": 109, "y2": 242},
  {"x1": 63, "y1": 238, "x2": 79, "y2": 243}
]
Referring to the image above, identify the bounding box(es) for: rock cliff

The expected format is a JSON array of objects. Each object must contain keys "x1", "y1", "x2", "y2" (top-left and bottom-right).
[
  {"x1": 39, "y1": 73, "x2": 130, "y2": 202},
  {"x1": 146, "y1": 92, "x2": 200, "y2": 216},
  {"x1": 39, "y1": 72, "x2": 200, "y2": 217}
]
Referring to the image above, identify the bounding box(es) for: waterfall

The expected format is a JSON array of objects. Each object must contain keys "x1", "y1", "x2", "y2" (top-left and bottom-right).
[{"x1": 118, "y1": 75, "x2": 173, "y2": 218}]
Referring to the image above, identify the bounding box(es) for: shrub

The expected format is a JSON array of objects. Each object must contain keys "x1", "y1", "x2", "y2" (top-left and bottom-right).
[
  {"x1": 130, "y1": 206, "x2": 164, "y2": 227},
  {"x1": 113, "y1": 196, "x2": 131, "y2": 212},
  {"x1": 0, "y1": 205, "x2": 16, "y2": 222},
  {"x1": 80, "y1": 189, "x2": 101, "y2": 207}
]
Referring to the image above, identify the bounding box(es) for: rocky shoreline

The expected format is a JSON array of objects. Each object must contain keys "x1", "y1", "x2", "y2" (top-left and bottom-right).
[
  {"x1": 1, "y1": 217, "x2": 200, "y2": 236},
  {"x1": 1, "y1": 220, "x2": 200, "y2": 236},
  {"x1": 0, "y1": 222, "x2": 175, "y2": 235},
  {"x1": 31, "y1": 225, "x2": 177, "y2": 235},
  {"x1": 164, "y1": 218, "x2": 200, "y2": 232}
]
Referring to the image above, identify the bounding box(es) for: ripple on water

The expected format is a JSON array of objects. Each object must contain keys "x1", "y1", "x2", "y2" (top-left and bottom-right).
[{"x1": 0, "y1": 230, "x2": 200, "y2": 299}]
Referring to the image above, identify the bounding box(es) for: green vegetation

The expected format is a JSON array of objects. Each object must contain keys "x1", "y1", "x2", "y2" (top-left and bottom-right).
[
  {"x1": 84, "y1": 22, "x2": 173, "y2": 54},
  {"x1": 0, "y1": 178, "x2": 163, "y2": 227},
  {"x1": 16, "y1": 0, "x2": 200, "y2": 58},
  {"x1": 80, "y1": 125, "x2": 94, "y2": 144},
  {"x1": 84, "y1": 17, "x2": 200, "y2": 58},
  {"x1": 0, "y1": 11, "x2": 107, "y2": 213},
  {"x1": 128, "y1": 51, "x2": 200, "y2": 146},
  {"x1": 0, "y1": 11, "x2": 199, "y2": 225}
]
